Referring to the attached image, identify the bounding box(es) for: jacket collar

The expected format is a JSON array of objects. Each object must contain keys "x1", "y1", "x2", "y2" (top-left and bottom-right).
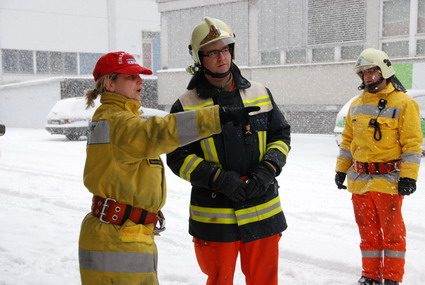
[
  {"x1": 187, "y1": 64, "x2": 251, "y2": 99},
  {"x1": 100, "y1": 92, "x2": 142, "y2": 115}
]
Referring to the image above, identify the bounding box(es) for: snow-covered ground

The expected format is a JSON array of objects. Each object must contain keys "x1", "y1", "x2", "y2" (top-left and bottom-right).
[{"x1": 0, "y1": 128, "x2": 424, "y2": 285}]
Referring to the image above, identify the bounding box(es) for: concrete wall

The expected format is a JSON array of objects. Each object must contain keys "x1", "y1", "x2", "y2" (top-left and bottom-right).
[
  {"x1": 157, "y1": 57, "x2": 425, "y2": 133},
  {"x1": 0, "y1": 79, "x2": 61, "y2": 128}
]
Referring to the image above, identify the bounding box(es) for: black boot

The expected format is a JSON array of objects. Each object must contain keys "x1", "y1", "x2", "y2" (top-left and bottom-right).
[
  {"x1": 358, "y1": 276, "x2": 382, "y2": 285},
  {"x1": 384, "y1": 280, "x2": 399, "y2": 285}
]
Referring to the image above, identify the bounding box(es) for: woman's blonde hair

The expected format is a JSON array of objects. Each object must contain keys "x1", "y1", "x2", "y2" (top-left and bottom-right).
[{"x1": 84, "y1": 73, "x2": 119, "y2": 109}]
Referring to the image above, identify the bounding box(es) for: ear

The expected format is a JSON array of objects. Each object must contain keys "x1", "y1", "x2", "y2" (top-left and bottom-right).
[{"x1": 104, "y1": 78, "x2": 114, "y2": 92}]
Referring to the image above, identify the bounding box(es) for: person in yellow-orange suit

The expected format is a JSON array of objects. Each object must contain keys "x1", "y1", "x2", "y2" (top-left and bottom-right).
[{"x1": 335, "y1": 48, "x2": 422, "y2": 285}]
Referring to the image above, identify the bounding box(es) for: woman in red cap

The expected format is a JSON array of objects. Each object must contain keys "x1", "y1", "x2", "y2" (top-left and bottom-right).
[{"x1": 78, "y1": 51, "x2": 256, "y2": 284}]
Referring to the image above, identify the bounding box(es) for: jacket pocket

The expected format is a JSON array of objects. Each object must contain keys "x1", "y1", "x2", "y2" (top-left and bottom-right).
[
  {"x1": 250, "y1": 113, "x2": 269, "y2": 132},
  {"x1": 119, "y1": 219, "x2": 154, "y2": 244}
]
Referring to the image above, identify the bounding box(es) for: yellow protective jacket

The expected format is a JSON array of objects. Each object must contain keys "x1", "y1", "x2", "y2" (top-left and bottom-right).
[
  {"x1": 79, "y1": 92, "x2": 221, "y2": 284},
  {"x1": 336, "y1": 83, "x2": 422, "y2": 194}
]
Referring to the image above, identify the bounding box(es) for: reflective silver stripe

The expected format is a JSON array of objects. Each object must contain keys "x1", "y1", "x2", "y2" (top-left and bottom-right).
[
  {"x1": 338, "y1": 148, "x2": 352, "y2": 160},
  {"x1": 384, "y1": 249, "x2": 405, "y2": 259},
  {"x1": 180, "y1": 154, "x2": 203, "y2": 181},
  {"x1": 361, "y1": 250, "x2": 383, "y2": 258},
  {"x1": 79, "y1": 248, "x2": 157, "y2": 273},
  {"x1": 87, "y1": 120, "x2": 110, "y2": 145},
  {"x1": 347, "y1": 170, "x2": 399, "y2": 182},
  {"x1": 191, "y1": 209, "x2": 237, "y2": 220},
  {"x1": 351, "y1": 105, "x2": 401, "y2": 119},
  {"x1": 401, "y1": 152, "x2": 422, "y2": 165},
  {"x1": 175, "y1": 111, "x2": 198, "y2": 145}
]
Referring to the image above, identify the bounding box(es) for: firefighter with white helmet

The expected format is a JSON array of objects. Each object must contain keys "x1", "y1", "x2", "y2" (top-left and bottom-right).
[
  {"x1": 167, "y1": 17, "x2": 291, "y2": 285},
  {"x1": 335, "y1": 48, "x2": 422, "y2": 285}
]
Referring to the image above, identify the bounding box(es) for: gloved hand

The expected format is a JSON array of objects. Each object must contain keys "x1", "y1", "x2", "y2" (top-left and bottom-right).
[
  {"x1": 211, "y1": 169, "x2": 247, "y2": 202},
  {"x1": 219, "y1": 106, "x2": 260, "y2": 126},
  {"x1": 398, "y1": 177, "x2": 416, "y2": 195},
  {"x1": 335, "y1": 172, "x2": 347, "y2": 189},
  {"x1": 245, "y1": 161, "x2": 277, "y2": 199}
]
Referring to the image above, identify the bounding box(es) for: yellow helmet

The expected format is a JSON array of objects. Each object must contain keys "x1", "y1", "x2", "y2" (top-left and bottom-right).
[
  {"x1": 189, "y1": 17, "x2": 236, "y2": 66},
  {"x1": 354, "y1": 48, "x2": 395, "y2": 79}
]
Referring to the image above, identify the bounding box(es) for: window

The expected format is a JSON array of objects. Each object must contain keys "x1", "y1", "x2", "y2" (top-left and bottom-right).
[
  {"x1": 341, "y1": 45, "x2": 364, "y2": 61},
  {"x1": 382, "y1": 41, "x2": 409, "y2": 57},
  {"x1": 419, "y1": 0, "x2": 425, "y2": 33},
  {"x1": 382, "y1": 0, "x2": 410, "y2": 37},
  {"x1": 312, "y1": 47, "x2": 334, "y2": 62},
  {"x1": 2, "y1": 49, "x2": 33, "y2": 74},
  {"x1": 308, "y1": 0, "x2": 365, "y2": 45},
  {"x1": 261, "y1": 51, "x2": 280, "y2": 65},
  {"x1": 36, "y1": 51, "x2": 77, "y2": 75},
  {"x1": 417, "y1": 39, "x2": 425, "y2": 55},
  {"x1": 142, "y1": 31, "x2": 157, "y2": 72},
  {"x1": 142, "y1": 42, "x2": 152, "y2": 71},
  {"x1": 80, "y1": 53, "x2": 102, "y2": 75},
  {"x1": 286, "y1": 49, "x2": 306, "y2": 64}
]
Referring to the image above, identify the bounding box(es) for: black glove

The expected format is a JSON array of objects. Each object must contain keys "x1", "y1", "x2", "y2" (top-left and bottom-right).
[
  {"x1": 245, "y1": 161, "x2": 277, "y2": 199},
  {"x1": 211, "y1": 169, "x2": 247, "y2": 202},
  {"x1": 335, "y1": 172, "x2": 347, "y2": 189},
  {"x1": 398, "y1": 177, "x2": 416, "y2": 195},
  {"x1": 219, "y1": 106, "x2": 260, "y2": 126}
]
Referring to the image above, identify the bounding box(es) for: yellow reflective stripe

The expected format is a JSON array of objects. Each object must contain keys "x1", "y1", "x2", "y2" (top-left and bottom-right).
[
  {"x1": 242, "y1": 95, "x2": 271, "y2": 107},
  {"x1": 257, "y1": 131, "x2": 266, "y2": 161},
  {"x1": 266, "y1": 140, "x2": 289, "y2": 156},
  {"x1": 235, "y1": 196, "x2": 282, "y2": 226},
  {"x1": 180, "y1": 154, "x2": 203, "y2": 181},
  {"x1": 183, "y1": 101, "x2": 214, "y2": 110},
  {"x1": 200, "y1": 137, "x2": 221, "y2": 166},
  {"x1": 190, "y1": 205, "x2": 237, "y2": 224}
]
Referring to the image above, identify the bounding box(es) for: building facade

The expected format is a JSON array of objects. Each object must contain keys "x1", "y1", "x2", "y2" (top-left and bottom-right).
[
  {"x1": 0, "y1": 0, "x2": 160, "y2": 85},
  {"x1": 156, "y1": 0, "x2": 425, "y2": 133},
  {"x1": 0, "y1": 0, "x2": 160, "y2": 128}
]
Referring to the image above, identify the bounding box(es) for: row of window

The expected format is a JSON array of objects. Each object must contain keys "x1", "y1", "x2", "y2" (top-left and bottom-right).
[
  {"x1": 1, "y1": 49, "x2": 103, "y2": 75},
  {"x1": 261, "y1": 0, "x2": 425, "y2": 65}
]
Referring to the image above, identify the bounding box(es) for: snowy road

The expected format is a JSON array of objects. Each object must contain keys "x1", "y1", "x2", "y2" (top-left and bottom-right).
[{"x1": 0, "y1": 129, "x2": 424, "y2": 284}]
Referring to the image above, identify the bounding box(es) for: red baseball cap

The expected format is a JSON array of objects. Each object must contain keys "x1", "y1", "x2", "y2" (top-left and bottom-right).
[{"x1": 93, "y1": 51, "x2": 152, "y2": 81}]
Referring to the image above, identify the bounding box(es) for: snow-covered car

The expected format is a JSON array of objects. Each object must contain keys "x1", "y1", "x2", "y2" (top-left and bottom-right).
[
  {"x1": 45, "y1": 97, "x2": 168, "y2": 140},
  {"x1": 334, "y1": 89, "x2": 425, "y2": 154}
]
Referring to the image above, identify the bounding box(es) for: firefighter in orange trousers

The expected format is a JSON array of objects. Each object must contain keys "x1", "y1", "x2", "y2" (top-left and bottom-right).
[
  {"x1": 78, "y1": 51, "x2": 257, "y2": 284},
  {"x1": 335, "y1": 48, "x2": 422, "y2": 285},
  {"x1": 166, "y1": 17, "x2": 291, "y2": 285}
]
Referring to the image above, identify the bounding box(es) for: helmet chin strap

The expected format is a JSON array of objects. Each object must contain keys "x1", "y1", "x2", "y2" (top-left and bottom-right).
[
  {"x1": 203, "y1": 67, "x2": 231, "y2": 78},
  {"x1": 365, "y1": 76, "x2": 385, "y2": 91}
]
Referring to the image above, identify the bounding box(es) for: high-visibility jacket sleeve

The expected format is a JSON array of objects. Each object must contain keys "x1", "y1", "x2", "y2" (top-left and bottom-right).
[
  {"x1": 166, "y1": 100, "x2": 218, "y2": 189},
  {"x1": 103, "y1": 104, "x2": 222, "y2": 159},
  {"x1": 398, "y1": 97, "x2": 422, "y2": 179},
  {"x1": 336, "y1": 106, "x2": 354, "y2": 173},
  {"x1": 262, "y1": 89, "x2": 291, "y2": 175}
]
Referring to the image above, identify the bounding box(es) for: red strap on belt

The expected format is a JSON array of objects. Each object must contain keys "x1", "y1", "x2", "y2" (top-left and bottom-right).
[
  {"x1": 91, "y1": 196, "x2": 164, "y2": 232},
  {"x1": 353, "y1": 160, "x2": 401, "y2": 175}
]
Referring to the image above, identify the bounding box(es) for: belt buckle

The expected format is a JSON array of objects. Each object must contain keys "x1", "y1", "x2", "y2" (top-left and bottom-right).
[
  {"x1": 389, "y1": 161, "x2": 401, "y2": 173},
  {"x1": 99, "y1": 197, "x2": 116, "y2": 223},
  {"x1": 153, "y1": 211, "x2": 166, "y2": 234}
]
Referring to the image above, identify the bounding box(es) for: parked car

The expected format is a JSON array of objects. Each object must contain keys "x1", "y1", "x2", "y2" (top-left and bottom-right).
[
  {"x1": 0, "y1": 124, "x2": 5, "y2": 136},
  {"x1": 334, "y1": 89, "x2": 425, "y2": 155},
  {"x1": 45, "y1": 97, "x2": 168, "y2": 140}
]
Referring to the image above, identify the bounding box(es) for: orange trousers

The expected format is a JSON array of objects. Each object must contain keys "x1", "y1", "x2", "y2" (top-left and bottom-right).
[
  {"x1": 193, "y1": 234, "x2": 281, "y2": 285},
  {"x1": 352, "y1": 192, "x2": 406, "y2": 282}
]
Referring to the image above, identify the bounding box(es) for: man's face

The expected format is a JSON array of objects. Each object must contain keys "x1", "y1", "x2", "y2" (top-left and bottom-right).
[
  {"x1": 200, "y1": 40, "x2": 232, "y2": 74},
  {"x1": 362, "y1": 67, "x2": 387, "y2": 92}
]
